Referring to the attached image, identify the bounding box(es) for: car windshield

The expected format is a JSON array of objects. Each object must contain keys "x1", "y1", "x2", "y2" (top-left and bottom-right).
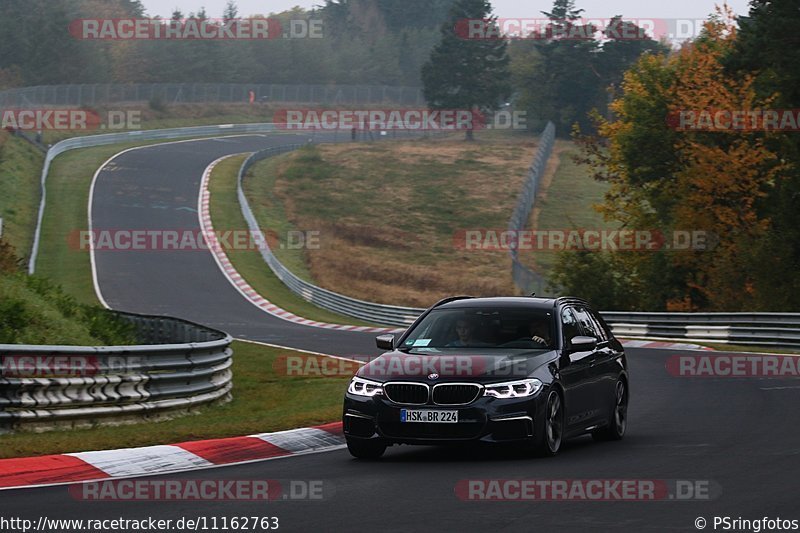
[{"x1": 401, "y1": 307, "x2": 555, "y2": 351}]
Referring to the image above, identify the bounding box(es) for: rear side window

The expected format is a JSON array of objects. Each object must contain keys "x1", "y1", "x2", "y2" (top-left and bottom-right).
[
  {"x1": 561, "y1": 307, "x2": 581, "y2": 344},
  {"x1": 585, "y1": 308, "x2": 612, "y2": 342},
  {"x1": 573, "y1": 307, "x2": 599, "y2": 339}
]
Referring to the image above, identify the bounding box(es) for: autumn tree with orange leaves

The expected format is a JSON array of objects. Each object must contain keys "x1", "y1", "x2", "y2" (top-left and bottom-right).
[{"x1": 554, "y1": 11, "x2": 786, "y2": 311}]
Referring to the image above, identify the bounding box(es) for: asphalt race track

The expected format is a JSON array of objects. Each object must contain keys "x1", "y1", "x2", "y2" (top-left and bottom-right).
[
  {"x1": 90, "y1": 134, "x2": 380, "y2": 357},
  {"x1": 2, "y1": 135, "x2": 799, "y2": 531}
]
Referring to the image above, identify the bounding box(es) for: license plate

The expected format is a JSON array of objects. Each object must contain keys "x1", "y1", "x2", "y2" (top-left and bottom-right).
[{"x1": 400, "y1": 409, "x2": 458, "y2": 423}]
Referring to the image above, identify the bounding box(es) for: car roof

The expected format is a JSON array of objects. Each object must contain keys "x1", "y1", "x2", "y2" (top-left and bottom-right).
[{"x1": 435, "y1": 296, "x2": 565, "y2": 311}]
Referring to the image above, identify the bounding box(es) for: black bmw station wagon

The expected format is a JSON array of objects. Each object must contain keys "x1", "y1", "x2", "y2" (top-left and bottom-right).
[{"x1": 343, "y1": 296, "x2": 629, "y2": 458}]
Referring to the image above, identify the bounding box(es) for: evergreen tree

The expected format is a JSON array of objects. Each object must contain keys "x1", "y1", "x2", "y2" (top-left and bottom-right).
[{"x1": 421, "y1": 0, "x2": 510, "y2": 140}]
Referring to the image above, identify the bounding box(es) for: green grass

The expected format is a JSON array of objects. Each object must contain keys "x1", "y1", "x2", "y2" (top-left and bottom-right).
[
  {"x1": 0, "y1": 341, "x2": 351, "y2": 459},
  {"x1": 522, "y1": 140, "x2": 614, "y2": 279},
  {"x1": 0, "y1": 133, "x2": 45, "y2": 258},
  {"x1": 208, "y1": 155, "x2": 375, "y2": 326},
  {"x1": 0, "y1": 270, "x2": 136, "y2": 346}
]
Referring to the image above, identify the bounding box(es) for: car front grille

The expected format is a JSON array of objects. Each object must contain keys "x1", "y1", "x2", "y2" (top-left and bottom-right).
[
  {"x1": 432, "y1": 384, "x2": 482, "y2": 405},
  {"x1": 383, "y1": 383, "x2": 429, "y2": 405}
]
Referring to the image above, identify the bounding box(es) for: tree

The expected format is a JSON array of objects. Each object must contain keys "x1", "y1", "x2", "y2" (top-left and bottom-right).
[
  {"x1": 512, "y1": 2, "x2": 664, "y2": 135},
  {"x1": 561, "y1": 13, "x2": 784, "y2": 311},
  {"x1": 421, "y1": 0, "x2": 511, "y2": 140},
  {"x1": 727, "y1": 0, "x2": 800, "y2": 310},
  {"x1": 223, "y1": 0, "x2": 238, "y2": 20}
]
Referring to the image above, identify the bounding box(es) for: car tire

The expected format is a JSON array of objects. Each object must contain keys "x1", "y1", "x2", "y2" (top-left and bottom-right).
[
  {"x1": 592, "y1": 379, "x2": 628, "y2": 442},
  {"x1": 535, "y1": 389, "x2": 564, "y2": 457},
  {"x1": 346, "y1": 438, "x2": 387, "y2": 459}
]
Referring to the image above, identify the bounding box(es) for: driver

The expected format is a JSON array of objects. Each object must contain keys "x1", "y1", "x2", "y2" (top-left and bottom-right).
[
  {"x1": 527, "y1": 320, "x2": 551, "y2": 347},
  {"x1": 448, "y1": 318, "x2": 476, "y2": 347}
]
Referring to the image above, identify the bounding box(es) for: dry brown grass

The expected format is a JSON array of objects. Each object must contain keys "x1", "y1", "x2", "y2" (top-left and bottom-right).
[{"x1": 267, "y1": 137, "x2": 539, "y2": 307}]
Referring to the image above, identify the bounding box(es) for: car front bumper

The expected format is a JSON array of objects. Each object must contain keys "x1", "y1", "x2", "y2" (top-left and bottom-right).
[{"x1": 343, "y1": 391, "x2": 547, "y2": 445}]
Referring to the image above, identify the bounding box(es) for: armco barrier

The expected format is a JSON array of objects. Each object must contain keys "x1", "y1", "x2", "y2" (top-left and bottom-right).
[
  {"x1": 0, "y1": 312, "x2": 233, "y2": 431},
  {"x1": 602, "y1": 312, "x2": 800, "y2": 348}
]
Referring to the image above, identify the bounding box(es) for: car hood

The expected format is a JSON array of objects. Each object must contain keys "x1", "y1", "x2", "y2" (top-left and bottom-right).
[{"x1": 356, "y1": 349, "x2": 557, "y2": 383}]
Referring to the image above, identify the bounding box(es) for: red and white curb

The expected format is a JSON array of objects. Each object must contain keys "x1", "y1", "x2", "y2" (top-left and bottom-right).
[
  {"x1": 199, "y1": 156, "x2": 402, "y2": 335},
  {"x1": 0, "y1": 422, "x2": 344, "y2": 491}
]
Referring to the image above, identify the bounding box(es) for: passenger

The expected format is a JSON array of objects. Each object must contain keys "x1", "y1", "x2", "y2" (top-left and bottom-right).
[{"x1": 448, "y1": 318, "x2": 476, "y2": 347}]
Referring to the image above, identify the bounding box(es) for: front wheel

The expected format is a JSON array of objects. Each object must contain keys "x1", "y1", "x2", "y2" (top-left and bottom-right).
[
  {"x1": 593, "y1": 379, "x2": 628, "y2": 442},
  {"x1": 346, "y1": 438, "x2": 387, "y2": 459},
  {"x1": 534, "y1": 389, "x2": 564, "y2": 457}
]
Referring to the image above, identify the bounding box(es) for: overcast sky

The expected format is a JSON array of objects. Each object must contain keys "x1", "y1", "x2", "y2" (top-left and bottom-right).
[{"x1": 139, "y1": 0, "x2": 752, "y2": 21}]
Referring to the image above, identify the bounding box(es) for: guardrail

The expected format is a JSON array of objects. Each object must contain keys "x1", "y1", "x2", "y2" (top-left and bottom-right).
[
  {"x1": 603, "y1": 312, "x2": 800, "y2": 348},
  {"x1": 0, "y1": 312, "x2": 233, "y2": 431},
  {"x1": 509, "y1": 121, "x2": 556, "y2": 295}
]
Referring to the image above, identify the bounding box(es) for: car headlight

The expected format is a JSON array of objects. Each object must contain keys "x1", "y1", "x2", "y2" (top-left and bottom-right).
[
  {"x1": 484, "y1": 378, "x2": 544, "y2": 399},
  {"x1": 348, "y1": 377, "x2": 384, "y2": 397}
]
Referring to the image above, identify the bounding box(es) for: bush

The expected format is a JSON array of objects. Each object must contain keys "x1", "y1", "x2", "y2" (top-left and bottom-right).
[
  {"x1": 148, "y1": 96, "x2": 167, "y2": 113},
  {"x1": 0, "y1": 298, "x2": 32, "y2": 343}
]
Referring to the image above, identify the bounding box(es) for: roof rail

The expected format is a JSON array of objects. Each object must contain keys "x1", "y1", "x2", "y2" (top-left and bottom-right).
[{"x1": 431, "y1": 295, "x2": 475, "y2": 309}]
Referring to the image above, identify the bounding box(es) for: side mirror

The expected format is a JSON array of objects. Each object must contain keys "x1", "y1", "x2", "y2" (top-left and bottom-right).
[
  {"x1": 376, "y1": 334, "x2": 395, "y2": 351},
  {"x1": 569, "y1": 336, "x2": 597, "y2": 352}
]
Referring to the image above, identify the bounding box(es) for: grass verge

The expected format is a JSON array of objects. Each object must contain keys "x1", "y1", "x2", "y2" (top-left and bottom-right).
[
  {"x1": 208, "y1": 155, "x2": 374, "y2": 326},
  {"x1": 522, "y1": 140, "x2": 614, "y2": 283},
  {"x1": 0, "y1": 132, "x2": 45, "y2": 258},
  {"x1": 0, "y1": 341, "x2": 352, "y2": 459}
]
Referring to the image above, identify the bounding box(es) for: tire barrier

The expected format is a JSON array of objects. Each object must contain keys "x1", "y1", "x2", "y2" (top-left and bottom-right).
[{"x1": 0, "y1": 312, "x2": 233, "y2": 431}]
